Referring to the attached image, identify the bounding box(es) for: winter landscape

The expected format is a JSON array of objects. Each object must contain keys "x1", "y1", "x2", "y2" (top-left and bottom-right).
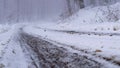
[{"x1": 0, "y1": 0, "x2": 120, "y2": 68}]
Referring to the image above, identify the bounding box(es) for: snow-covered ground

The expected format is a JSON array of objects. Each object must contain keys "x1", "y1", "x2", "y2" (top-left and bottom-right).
[
  {"x1": 24, "y1": 25, "x2": 120, "y2": 64},
  {"x1": 23, "y1": 2, "x2": 120, "y2": 67},
  {"x1": 0, "y1": 2, "x2": 120, "y2": 68},
  {"x1": 0, "y1": 24, "x2": 30, "y2": 68}
]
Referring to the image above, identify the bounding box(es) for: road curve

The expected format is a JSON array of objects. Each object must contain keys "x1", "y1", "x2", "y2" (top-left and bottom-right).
[{"x1": 18, "y1": 31, "x2": 104, "y2": 68}]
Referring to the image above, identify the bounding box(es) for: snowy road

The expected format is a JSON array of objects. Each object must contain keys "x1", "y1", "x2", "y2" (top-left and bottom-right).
[
  {"x1": 0, "y1": 25, "x2": 120, "y2": 68},
  {"x1": 19, "y1": 32, "x2": 102, "y2": 68},
  {"x1": 16, "y1": 26, "x2": 120, "y2": 68}
]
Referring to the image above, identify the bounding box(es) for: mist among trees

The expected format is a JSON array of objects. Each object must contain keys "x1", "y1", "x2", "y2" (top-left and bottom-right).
[{"x1": 0, "y1": 0, "x2": 119, "y2": 23}]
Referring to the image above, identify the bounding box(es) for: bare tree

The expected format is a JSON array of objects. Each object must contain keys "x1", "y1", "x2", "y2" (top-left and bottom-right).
[
  {"x1": 66, "y1": 0, "x2": 84, "y2": 16},
  {"x1": 74, "y1": 0, "x2": 84, "y2": 9},
  {"x1": 66, "y1": 0, "x2": 73, "y2": 16},
  {"x1": 16, "y1": 0, "x2": 20, "y2": 22},
  {"x1": 3, "y1": 0, "x2": 6, "y2": 22}
]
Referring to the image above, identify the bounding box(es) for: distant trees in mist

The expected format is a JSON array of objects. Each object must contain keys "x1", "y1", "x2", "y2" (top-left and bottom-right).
[
  {"x1": 65, "y1": 0, "x2": 84, "y2": 16},
  {"x1": 65, "y1": 0, "x2": 119, "y2": 17},
  {"x1": 0, "y1": 0, "x2": 120, "y2": 23}
]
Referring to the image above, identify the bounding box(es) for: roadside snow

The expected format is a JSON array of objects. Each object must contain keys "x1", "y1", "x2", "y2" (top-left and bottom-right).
[
  {"x1": 24, "y1": 25, "x2": 120, "y2": 64},
  {"x1": 0, "y1": 24, "x2": 29, "y2": 68}
]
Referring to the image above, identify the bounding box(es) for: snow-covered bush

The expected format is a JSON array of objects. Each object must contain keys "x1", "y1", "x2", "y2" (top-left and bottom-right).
[
  {"x1": 113, "y1": 25, "x2": 120, "y2": 31},
  {"x1": 103, "y1": 6, "x2": 120, "y2": 22},
  {"x1": 93, "y1": 3, "x2": 120, "y2": 23},
  {"x1": 0, "y1": 24, "x2": 11, "y2": 33},
  {"x1": 0, "y1": 64, "x2": 5, "y2": 68}
]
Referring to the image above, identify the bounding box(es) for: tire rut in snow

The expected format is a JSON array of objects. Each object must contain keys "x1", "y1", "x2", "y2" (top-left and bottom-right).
[
  {"x1": 19, "y1": 32, "x2": 102, "y2": 68},
  {"x1": 41, "y1": 28, "x2": 120, "y2": 36}
]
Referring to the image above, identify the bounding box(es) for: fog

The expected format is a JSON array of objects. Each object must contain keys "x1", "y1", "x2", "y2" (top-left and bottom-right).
[
  {"x1": 0, "y1": 0, "x2": 66, "y2": 23},
  {"x1": 0, "y1": 0, "x2": 120, "y2": 23},
  {"x1": 40, "y1": 0, "x2": 66, "y2": 21}
]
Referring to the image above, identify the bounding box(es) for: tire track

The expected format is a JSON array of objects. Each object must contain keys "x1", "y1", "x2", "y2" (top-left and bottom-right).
[
  {"x1": 19, "y1": 32, "x2": 103, "y2": 68},
  {"x1": 35, "y1": 27, "x2": 120, "y2": 36}
]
